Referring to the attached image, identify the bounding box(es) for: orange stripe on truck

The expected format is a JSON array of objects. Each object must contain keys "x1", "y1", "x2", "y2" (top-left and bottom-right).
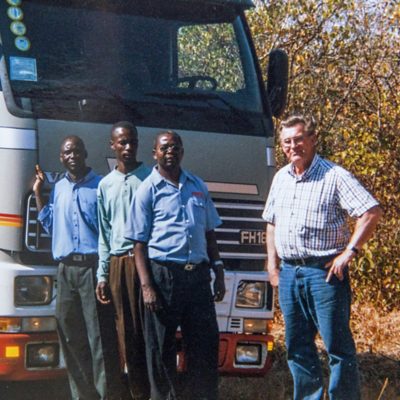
[{"x1": 0, "y1": 213, "x2": 23, "y2": 227}]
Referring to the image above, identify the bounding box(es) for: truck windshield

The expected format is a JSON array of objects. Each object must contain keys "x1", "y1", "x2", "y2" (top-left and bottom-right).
[{"x1": 0, "y1": 0, "x2": 267, "y2": 135}]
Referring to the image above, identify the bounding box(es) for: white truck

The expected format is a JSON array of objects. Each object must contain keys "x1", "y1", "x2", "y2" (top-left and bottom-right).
[{"x1": 0, "y1": 0, "x2": 287, "y2": 381}]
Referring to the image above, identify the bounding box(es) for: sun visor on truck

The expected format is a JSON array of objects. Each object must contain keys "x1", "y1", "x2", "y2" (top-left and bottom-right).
[{"x1": 181, "y1": 0, "x2": 254, "y2": 8}]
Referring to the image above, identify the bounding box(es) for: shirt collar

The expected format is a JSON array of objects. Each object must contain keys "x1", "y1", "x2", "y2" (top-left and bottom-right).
[
  {"x1": 65, "y1": 168, "x2": 96, "y2": 184},
  {"x1": 288, "y1": 154, "x2": 320, "y2": 181},
  {"x1": 151, "y1": 166, "x2": 192, "y2": 188},
  {"x1": 113, "y1": 162, "x2": 143, "y2": 178}
]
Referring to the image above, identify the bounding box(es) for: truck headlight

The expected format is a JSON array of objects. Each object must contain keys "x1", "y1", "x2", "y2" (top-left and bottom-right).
[
  {"x1": 235, "y1": 281, "x2": 265, "y2": 309},
  {"x1": 14, "y1": 276, "x2": 53, "y2": 306},
  {"x1": 235, "y1": 343, "x2": 262, "y2": 365}
]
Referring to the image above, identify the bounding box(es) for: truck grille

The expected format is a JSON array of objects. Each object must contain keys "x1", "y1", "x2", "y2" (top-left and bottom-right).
[
  {"x1": 214, "y1": 200, "x2": 266, "y2": 260},
  {"x1": 25, "y1": 197, "x2": 267, "y2": 257},
  {"x1": 25, "y1": 193, "x2": 52, "y2": 252}
]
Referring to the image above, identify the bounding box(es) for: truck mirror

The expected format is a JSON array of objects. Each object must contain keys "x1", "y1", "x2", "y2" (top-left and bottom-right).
[{"x1": 266, "y1": 49, "x2": 288, "y2": 118}]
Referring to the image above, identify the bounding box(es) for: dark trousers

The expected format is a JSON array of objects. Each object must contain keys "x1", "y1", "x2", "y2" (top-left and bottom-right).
[
  {"x1": 109, "y1": 254, "x2": 150, "y2": 400},
  {"x1": 143, "y1": 260, "x2": 219, "y2": 400},
  {"x1": 56, "y1": 262, "x2": 123, "y2": 400}
]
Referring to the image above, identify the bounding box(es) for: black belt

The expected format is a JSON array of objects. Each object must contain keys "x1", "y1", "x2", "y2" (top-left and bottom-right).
[
  {"x1": 153, "y1": 260, "x2": 208, "y2": 271},
  {"x1": 61, "y1": 253, "x2": 98, "y2": 266},
  {"x1": 282, "y1": 255, "x2": 337, "y2": 266}
]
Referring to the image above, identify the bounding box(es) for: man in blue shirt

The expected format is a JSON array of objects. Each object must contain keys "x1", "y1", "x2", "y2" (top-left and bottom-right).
[
  {"x1": 34, "y1": 136, "x2": 123, "y2": 400},
  {"x1": 125, "y1": 131, "x2": 225, "y2": 400}
]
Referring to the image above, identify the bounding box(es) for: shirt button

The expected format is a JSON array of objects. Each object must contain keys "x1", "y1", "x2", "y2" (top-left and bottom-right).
[{"x1": 186, "y1": 220, "x2": 189, "y2": 223}]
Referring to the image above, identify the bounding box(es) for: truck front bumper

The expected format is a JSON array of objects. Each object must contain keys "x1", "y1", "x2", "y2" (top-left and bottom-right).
[{"x1": 177, "y1": 332, "x2": 274, "y2": 377}]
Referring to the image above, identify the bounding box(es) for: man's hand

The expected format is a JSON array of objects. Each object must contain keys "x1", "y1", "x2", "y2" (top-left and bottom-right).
[
  {"x1": 325, "y1": 250, "x2": 354, "y2": 282},
  {"x1": 213, "y1": 269, "x2": 225, "y2": 302},
  {"x1": 33, "y1": 164, "x2": 45, "y2": 193},
  {"x1": 96, "y1": 281, "x2": 112, "y2": 304},
  {"x1": 142, "y1": 283, "x2": 162, "y2": 312},
  {"x1": 268, "y1": 267, "x2": 280, "y2": 287}
]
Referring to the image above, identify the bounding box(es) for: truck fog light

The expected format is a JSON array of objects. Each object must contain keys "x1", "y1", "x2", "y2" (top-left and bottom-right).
[
  {"x1": 243, "y1": 318, "x2": 268, "y2": 334},
  {"x1": 26, "y1": 343, "x2": 59, "y2": 368},
  {"x1": 235, "y1": 343, "x2": 261, "y2": 365}
]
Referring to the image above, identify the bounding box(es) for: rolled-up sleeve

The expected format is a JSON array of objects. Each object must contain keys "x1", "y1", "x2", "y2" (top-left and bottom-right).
[{"x1": 37, "y1": 190, "x2": 54, "y2": 234}]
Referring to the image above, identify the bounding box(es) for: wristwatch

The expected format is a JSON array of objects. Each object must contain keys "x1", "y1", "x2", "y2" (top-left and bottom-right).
[
  {"x1": 212, "y1": 259, "x2": 224, "y2": 271},
  {"x1": 347, "y1": 245, "x2": 359, "y2": 255}
]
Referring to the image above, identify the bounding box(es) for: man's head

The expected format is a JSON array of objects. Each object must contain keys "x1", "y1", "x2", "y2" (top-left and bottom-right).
[
  {"x1": 153, "y1": 130, "x2": 184, "y2": 173},
  {"x1": 110, "y1": 121, "x2": 139, "y2": 171},
  {"x1": 59, "y1": 135, "x2": 88, "y2": 178},
  {"x1": 279, "y1": 114, "x2": 317, "y2": 173}
]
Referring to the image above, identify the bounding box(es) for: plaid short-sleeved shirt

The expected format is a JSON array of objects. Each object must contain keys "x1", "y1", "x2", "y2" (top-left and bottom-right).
[{"x1": 262, "y1": 155, "x2": 379, "y2": 259}]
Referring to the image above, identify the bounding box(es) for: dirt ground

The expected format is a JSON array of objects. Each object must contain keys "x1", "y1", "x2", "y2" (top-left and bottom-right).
[{"x1": 220, "y1": 303, "x2": 400, "y2": 400}]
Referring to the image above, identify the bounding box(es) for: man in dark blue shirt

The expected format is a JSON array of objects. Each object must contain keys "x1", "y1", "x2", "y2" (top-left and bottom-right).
[
  {"x1": 126, "y1": 131, "x2": 225, "y2": 400},
  {"x1": 34, "y1": 136, "x2": 123, "y2": 400}
]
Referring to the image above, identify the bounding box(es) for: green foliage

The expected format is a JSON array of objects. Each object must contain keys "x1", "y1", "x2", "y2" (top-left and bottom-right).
[{"x1": 248, "y1": 0, "x2": 400, "y2": 310}]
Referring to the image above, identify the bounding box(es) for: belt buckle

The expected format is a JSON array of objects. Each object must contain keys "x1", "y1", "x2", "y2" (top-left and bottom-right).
[
  {"x1": 184, "y1": 263, "x2": 195, "y2": 271},
  {"x1": 72, "y1": 254, "x2": 84, "y2": 262}
]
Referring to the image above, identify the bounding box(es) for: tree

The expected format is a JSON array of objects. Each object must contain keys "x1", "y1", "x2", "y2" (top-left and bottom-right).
[{"x1": 248, "y1": 0, "x2": 400, "y2": 309}]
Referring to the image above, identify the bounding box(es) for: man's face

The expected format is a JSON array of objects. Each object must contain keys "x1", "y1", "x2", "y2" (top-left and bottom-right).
[
  {"x1": 280, "y1": 123, "x2": 316, "y2": 167},
  {"x1": 59, "y1": 138, "x2": 87, "y2": 175},
  {"x1": 153, "y1": 133, "x2": 184, "y2": 171},
  {"x1": 110, "y1": 127, "x2": 138, "y2": 166}
]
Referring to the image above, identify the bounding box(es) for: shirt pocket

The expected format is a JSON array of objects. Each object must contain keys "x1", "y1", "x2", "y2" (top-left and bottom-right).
[{"x1": 190, "y1": 196, "x2": 206, "y2": 227}]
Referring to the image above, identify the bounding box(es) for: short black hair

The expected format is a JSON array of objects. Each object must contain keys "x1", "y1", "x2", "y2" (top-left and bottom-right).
[
  {"x1": 110, "y1": 121, "x2": 138, "y2": 139},
  {"x1": 60, "y1": 135, "x2": 86, "y2": 151},
  {"x1": 153, "y1": 130, "x2": 183, "y2": 150}
]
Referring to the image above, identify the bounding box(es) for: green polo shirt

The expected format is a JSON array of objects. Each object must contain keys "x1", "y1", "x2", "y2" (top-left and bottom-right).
[{"x1": 97, "y1": 163, "x2": 151, "y2": 283}]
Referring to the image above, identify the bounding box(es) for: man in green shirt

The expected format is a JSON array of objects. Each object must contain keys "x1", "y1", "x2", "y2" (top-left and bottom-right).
[{"x1": 96, "y1": 121, "x2": 151, "y2": 400}]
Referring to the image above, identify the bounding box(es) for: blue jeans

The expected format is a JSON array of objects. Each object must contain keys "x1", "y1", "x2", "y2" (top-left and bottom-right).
[{"x1": 279, "y1": 260, "x2": 360, "y2": 400}]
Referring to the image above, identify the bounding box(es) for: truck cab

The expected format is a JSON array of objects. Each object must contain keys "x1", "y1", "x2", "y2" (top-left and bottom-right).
[{"x1": 0, "y1": 0, "x2": 287, "y2": 380}]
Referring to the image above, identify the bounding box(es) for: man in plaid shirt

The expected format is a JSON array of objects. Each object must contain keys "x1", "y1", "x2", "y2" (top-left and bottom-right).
[{"x1": 263, "y1": 114, "x2": 382, "y2": 400}]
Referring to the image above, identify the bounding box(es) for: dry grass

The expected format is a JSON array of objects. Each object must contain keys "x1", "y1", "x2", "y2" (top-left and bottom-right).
[{"x1": 219, "y1": 303, "x2": 400, "y2": 399}]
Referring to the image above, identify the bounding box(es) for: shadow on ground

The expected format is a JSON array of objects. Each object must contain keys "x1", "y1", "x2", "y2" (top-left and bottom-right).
[
  {"x1": 219, "y1": 343, "x2": 400, "y2": 400},
  {"x1": 0, "y1": 378, "x2": 70, "y2": 400}
]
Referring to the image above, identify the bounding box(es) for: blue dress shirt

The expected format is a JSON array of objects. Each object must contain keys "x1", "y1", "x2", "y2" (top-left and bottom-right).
[
  {"x1": 38, "y1": 169, "x2": 102, "y2": 260},
  {"x1": 125, "y1": 167, "x2": 221, "y2": 264}
]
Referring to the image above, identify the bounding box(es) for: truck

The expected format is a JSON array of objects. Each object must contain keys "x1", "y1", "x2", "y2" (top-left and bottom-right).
[{"x1": 0, "y1": 0, "x2": 288, "y2": 381}]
